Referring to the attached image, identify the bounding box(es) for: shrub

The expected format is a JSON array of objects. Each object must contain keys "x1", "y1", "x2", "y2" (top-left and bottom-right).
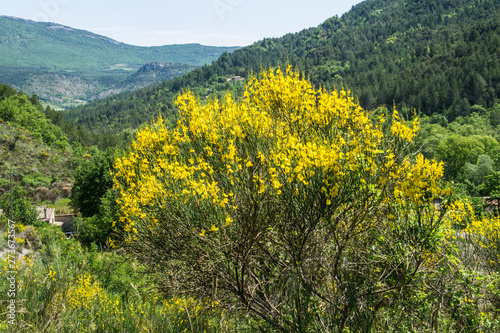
[
  {"x1": 0, "y1": 186, "x2": 39, "y2": 225},
  {"x1": 113, "y1": 66, "x2": 450, "y2": 332}
]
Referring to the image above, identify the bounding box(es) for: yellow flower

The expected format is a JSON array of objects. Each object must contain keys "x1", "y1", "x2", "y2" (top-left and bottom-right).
[{"x1": 112, "y1": 65, "x2": 445, "y2": 253}]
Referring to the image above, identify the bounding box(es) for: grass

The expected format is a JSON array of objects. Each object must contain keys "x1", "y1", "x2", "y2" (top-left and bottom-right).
[
  {"x1": 0, "y1": 222, "x2": 263, "y2": 332},
  {"x1": 43, "y1": 198, "x2": 73, "y2": 215},
  {"x1": 0, "y1": 122, "x2": 72, "y2": 204}
]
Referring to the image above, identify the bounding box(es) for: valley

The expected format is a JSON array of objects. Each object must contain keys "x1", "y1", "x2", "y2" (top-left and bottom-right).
[{"x1": 0, "y1": 15, "x2": 239, "y2": 108}]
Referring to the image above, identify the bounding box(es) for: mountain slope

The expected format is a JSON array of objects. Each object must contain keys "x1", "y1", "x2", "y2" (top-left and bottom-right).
[
  {"x1": 0, "y1": 16, "x2": 239, "y2": 108},
  {"x1": 66, "y1": 0, "x2": 500, "y2": 131},
  {"x1": 90, "y1": 62, "x2": 197, "y2": 100},
  {"x1": 0, "y1": 84, "x2": 73, "y2": 201},
  {"x1": 0, "y1": 16, "x2": 239, "y2": 69},
  {"x1": 0, "y1": 63, "x2": 197, "y2": 108}
]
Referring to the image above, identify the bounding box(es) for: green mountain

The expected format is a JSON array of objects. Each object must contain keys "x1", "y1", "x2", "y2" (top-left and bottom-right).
[
  {"x1": 91, "y1": 62, "x2": 197, "y2": 100},
  {"x1": 0, "y1": 85, "x2": 73, "y2": 202},
  {"x1": 0, "y1": 16, "x2": 239, "y2": 108},
  {"x1": 65, "y1": 0, "x2": 500, "y2": 131},
  {"x1": 0, "y1": 16, "x2": 239, "y2": 69}
]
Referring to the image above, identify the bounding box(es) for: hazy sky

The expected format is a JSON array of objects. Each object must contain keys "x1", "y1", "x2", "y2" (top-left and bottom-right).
[{"x1": 2, "y1": 0, "x2": 365, "y2": 47}]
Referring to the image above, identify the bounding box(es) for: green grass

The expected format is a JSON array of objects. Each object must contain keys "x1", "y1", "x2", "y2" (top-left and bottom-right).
[
  {"x1": 0, "y1": 223, "x2": 263, "y2": 332},
  {"x1": 43, "y1": 198, "x2": 73, "y2": 215},
  {"x1": 0, "y1": 123, "x2": 72, "y2": 203}
]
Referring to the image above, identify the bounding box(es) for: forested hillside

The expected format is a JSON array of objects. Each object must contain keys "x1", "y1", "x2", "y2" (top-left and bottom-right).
[
  {"x1": 66, "y1": 0, "x2": 500, "y2": 131},
  {"x1": 0, "y1": 16, "x2": 239, "y2": 108},
  {"x1": 0, "y1": 16, "x2": 239, "y2": 69}
]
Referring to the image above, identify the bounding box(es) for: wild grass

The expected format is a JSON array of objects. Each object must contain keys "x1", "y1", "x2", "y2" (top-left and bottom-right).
[
  {"x1": 43, "y1": 198, "x2": 73, "y2": 215},
  {"x1": 0, "y1": 223, "x2": 262, "y2": 332},
  {"x1": 0, "y1": 212, "x2": 499, "y2": 332}
]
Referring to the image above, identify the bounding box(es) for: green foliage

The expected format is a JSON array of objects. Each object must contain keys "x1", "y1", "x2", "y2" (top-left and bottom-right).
[
  {"x1": 417, "y1": 105, "x2": 500, "y2": 197},
  {"x1": 22, "y1": 172, "x2": 51, "y2": 189},
  {"x1": 74, "y1": 189, "x2": 118, "y2": 249},
  {"x1": 46, "y1": 198, "x2": 72, "y2": 214},
  {"x1": 0, "y1": 123, "x2": 73, "y2": 202},
  {"x1": 0, "y1": 85, "x2": 75, "y2": 201},
  {"x1": 0, "y1": 84, "x2": 68, "y2": 149},
  {"x1": 489, "y1": 103, "x2": 500, "y2": 128},
  {"x1": 0, "y1": 223, "x2": 254, "y2": 332},
  {"x1": 69, "y1": 147, "x2": 117, "y2": 248},
  {"x1": 436, "y1": 134, "x2": 499, "y2": 179},
  {"x1": 65, "y1": 0, "x2": 500, "y2": 132},
  {"x1": 0, "y1": 186, "x2": 38, "y2": 225},
  {"x1": 70, "y1": 147, "x2": 115, "y2": 218},
  {"x1": 479, "y1": 171, "x2": 500, "y2": 197},
  {"x1": 73, "y1": 217, "x2": 98, "y2": 249},
  {"x1": 463, "y1": 155, "x2": 495, "y2": 186}
]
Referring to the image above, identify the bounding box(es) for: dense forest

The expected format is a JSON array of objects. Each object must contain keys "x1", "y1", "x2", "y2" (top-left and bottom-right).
[{"x1": 66, "y1": 0, "x2": 500, "y2": 131}]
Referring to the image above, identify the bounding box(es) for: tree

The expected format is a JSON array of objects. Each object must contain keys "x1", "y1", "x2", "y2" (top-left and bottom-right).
[
  {"x1": 0, "y1": 186, "x2": 38, "y2": 225},
  {"x1": 70, "y1": 147, "x2": 118, "y2": 248},
  {"x1": 490, "y1": 103, "x2": 500, "y2": 128},
  {"x1": 74, "y1": 189, "x2": 117, "y2": 249},
  {"x1": 113, "y1": 67, "x2": 450, "y2": 332},
  {"x1": 479, "y1": 171, "x2": 500, "y2": 198},
  {"x1": 436, "y1": 134, "x2": 494, "y2": 179}
]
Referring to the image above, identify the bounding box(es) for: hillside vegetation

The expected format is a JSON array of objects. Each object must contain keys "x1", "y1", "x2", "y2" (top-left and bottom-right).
[
  {"x1": 0, "y1": 16, "x2": 239, "y2": 108},
  {"x1": 3, "y1": 65, "x2": 498, "y2": 333},
  {"x1": 1, "y1": 0, "x2": 500, "y2": 331},
  {"x1": 0, "y1": 16, "x2": 239, "y2": 69},
  {"x1": 0, "y1": 84, "x2": 126, "y2": 203},
  {"x1": 0, "y1": 85, "x2": 72, "y2": 202},
  {"x1": 66, "y1": 0, "x2": 500, "y2": 130}
]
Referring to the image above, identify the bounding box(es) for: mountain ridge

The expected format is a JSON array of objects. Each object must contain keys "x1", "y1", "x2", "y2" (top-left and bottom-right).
[
  {"x1": 65, "y1": 0, "x2": 500, "y2": 131},
  {"x1": 0, "y1": 15, "x2": 240, "y2": 69},
  {"x1": 0, "y1": 15, "x2": 239, "y2": 108}
]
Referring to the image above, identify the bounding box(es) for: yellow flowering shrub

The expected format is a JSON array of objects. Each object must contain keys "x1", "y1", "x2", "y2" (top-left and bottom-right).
[
  {"x1": 466, "y1": 216, "x2": 500, "y2": 250},
  {"x1": 114, "y1": 66, "x2": 445, "y2": 240},
  {"x1": 440, "y1": 199, "x2": 476, "y2": 240},
  {"x1": 67, "y1": 273, "x2": 107, "y2": 310},
  {"x1": 113, "y1": 66, "x2": 450, "y2": 332},
  {"x1": 449, "y1": 203, "x2": 500, "y2": 271}
]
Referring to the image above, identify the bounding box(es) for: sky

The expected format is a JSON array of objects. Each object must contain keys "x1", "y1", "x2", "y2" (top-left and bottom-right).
[{"x1": 2, "y1": 0, "x2": 365, "y2": 47}]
